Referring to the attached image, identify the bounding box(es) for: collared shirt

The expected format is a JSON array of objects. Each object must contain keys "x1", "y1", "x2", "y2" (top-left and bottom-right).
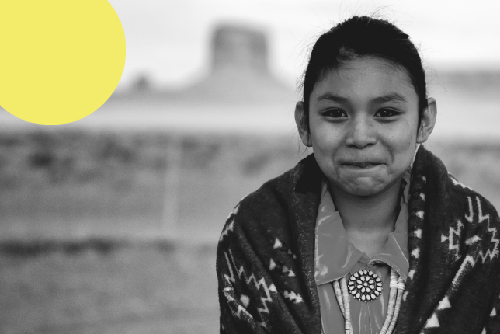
[{"x1": 314, "y1": 173, "x2": 410, "y2": 334}]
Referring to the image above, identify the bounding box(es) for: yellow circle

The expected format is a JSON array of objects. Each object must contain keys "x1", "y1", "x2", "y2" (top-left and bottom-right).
[{"x1": 0, "y1": 0, "x2": 126, "y2": 125}]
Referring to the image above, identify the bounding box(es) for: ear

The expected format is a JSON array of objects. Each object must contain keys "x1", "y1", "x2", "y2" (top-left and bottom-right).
[
  {"x1": 417, "y1": 97, "x2": 437, "y2": 143},
  {"x1": 294, "y1": 101, "x2": 311, "y2": 147}
]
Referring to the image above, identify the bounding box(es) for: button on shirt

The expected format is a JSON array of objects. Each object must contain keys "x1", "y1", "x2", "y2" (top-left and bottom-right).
[{"x1": 314, "y1": 174, "x2": 410, "y2": 334}]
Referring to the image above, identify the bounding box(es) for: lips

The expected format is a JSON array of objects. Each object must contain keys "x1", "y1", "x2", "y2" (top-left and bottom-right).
[{"x1": 340, "y1": 161, "x2": 384, "y2": 168}]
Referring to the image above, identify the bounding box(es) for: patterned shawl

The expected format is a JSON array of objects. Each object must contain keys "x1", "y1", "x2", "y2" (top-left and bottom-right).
[{"x1": 217, "y1": 146, "x2": 500, "y2": 334}]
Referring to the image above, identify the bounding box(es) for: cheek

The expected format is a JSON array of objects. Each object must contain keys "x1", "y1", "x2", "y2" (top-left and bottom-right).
[
  {"x1": 310, "y1": 123, "x2": 344, "y2": 154},
  {"x1": 385, "y1": 119, "x2": 418, "y2": 162}
]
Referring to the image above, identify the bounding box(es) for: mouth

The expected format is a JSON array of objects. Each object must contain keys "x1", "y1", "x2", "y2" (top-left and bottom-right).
[{"x1": 341, "y1": 162, "x2": 384, "y2": 168}]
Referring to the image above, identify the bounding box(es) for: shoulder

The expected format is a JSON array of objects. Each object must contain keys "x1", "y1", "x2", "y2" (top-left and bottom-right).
[
  {"x1": 218, "y1": 161, "x2": 296, "y2": 246},
  {"x1": 238, "y1": 166, "x2": 294, "y2": 219},
  {"x1": 416, "y1": 146, "x2": 499, "y2": 226},
  {"x1": 450, "y1": 173, "x2": 500, "y2": 248},
  {"x1": 413, "y1": 146, "x2": 500, "y2": 261},
  {"x1": 447, "y1": 171, "x2": 500, "y2": 227},
  {"x1": 216, "y1": 155, "x2": 323, "y2": 333},
  {"x1": 440, "y1": 163, "x2": 500, "y2": 266},
  {"x1": 218, "y1": 154, "x2": 321, "y2": 247}
]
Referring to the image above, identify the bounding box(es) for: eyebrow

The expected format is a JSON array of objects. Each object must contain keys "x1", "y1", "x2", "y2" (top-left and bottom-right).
[
  {"x1": 316, "y1": 92, "x2": 408, "y2": 104},
  {"x1": 372, "y1": 93, "x2": 408, "y2": 104},
  {"x1": 316, "y1": 93, "x2": 348, "y2": 103}
]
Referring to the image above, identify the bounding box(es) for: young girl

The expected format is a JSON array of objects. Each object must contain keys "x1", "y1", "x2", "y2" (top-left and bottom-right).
[{"x1": 217, "y1": 16, "x2": 500, "y2": 334}]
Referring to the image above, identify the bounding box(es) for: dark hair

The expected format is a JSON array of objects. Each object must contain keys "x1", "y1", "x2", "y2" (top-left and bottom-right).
[{"x1": 301, "y1": 16, "x2": 427, "y2": 133}]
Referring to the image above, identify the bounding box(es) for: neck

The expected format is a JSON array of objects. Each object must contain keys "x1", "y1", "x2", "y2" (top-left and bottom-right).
[
  {"x1": 330, "y1": 180, "x2": 402, "y2": 257},
  {"x1": 329, "y1": 180, "x2": 401, "y2": 233}
]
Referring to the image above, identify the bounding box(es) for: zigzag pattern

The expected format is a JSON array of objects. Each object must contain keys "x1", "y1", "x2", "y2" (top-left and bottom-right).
[
  {"x1": 222, "y1": 276, "x2": 254, "y2": 321},
  {"x1": 477, "y1": 238, "x2": 499, "y2": 263},
  {"x1": 473, "y1": 196, "x2": 499, "y2": 262},
  {"x1": 223, "y1": 249, "x2": 276, "y2": 325}
]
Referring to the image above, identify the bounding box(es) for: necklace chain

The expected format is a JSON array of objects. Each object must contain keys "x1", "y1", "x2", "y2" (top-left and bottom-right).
[{"x1": 333, "y1": 268, "x2": 405, "y2": 334}]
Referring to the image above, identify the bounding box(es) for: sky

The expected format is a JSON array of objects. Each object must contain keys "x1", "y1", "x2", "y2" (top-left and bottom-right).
[{"x1": 108, "y1": 0, "x2": 500, "y2": 89}]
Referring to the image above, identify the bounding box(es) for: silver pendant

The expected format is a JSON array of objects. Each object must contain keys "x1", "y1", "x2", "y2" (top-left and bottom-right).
[{"x1": 347, "y1": 269, "x2": 383, "y2": 302}]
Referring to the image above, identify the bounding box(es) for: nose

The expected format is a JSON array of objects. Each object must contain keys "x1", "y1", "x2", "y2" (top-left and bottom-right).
[{"x1": 345, "y1": 116, "x2": 377, "y2": 148}]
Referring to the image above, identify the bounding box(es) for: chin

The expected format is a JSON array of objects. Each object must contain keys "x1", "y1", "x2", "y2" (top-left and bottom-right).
[
  {"x1": 347, "y1": 186, "x2": 383, "y2": 197},
  {"x1": 341, "y1": 181, "x2": 388, "y2": 197}
]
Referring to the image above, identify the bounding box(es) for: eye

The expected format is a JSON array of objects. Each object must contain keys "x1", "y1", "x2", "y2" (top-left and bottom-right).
[
  {"x1": 375, "y1": 108, "x2": 400, "y2": 118},
  {"x1": 322, "y1": 108, "x2": 347, "y2": 118}
]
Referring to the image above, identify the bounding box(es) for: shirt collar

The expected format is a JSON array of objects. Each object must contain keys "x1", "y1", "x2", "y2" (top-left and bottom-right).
[{"x1": 314, "y1": 170, "x2": 410, "y2": 285}]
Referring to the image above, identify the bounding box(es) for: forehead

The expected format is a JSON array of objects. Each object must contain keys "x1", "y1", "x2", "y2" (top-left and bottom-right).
[{"x1": 311, "y1": 57, "x2": 417, "y2": 103}]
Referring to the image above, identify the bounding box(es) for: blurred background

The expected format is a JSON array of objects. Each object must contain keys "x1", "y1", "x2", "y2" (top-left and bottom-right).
[{"x1": 1, "y1": 0, "x2": 500, "y2": 333}]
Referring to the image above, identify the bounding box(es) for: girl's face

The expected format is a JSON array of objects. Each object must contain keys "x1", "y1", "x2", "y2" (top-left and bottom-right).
[{"x1": 296, "y1": 56, "x2": 435, "y2": 198}]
